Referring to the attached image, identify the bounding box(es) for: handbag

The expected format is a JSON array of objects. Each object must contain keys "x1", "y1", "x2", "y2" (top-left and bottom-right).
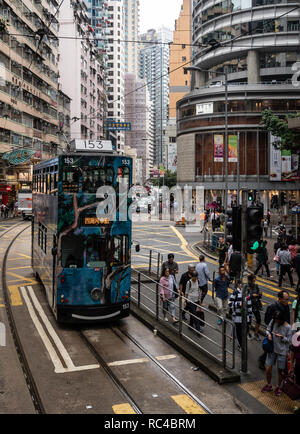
[
  {"x1": 282, "y1": 376, "x2": 300, "y2": 400},
  {"x1": 274, "y1": 255, "x2": 279, "y2": 263},
  {"x1": 262, "y1": 336, "x2": 274, "y2": 353}
]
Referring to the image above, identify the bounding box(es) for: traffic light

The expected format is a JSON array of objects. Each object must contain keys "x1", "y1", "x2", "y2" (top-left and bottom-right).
[
  {"x1": 246, "y1": 205, "x2": 264, "y2": 254},
  {"x1": 248, "y1": 190, "x2": 256, "y2": 202},
  {"x1": 232, "y1": 206, "x2": 242, "y2": 251},
  {"x1": 226, "y1": 206, "x2": 242, "y2": 250},
  {"x1": 225, "y1": 208, "x2": 233, "y2": 244}
]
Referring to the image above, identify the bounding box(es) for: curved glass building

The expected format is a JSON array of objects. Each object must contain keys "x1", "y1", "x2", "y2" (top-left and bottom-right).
[{"x1": 177, "y1": 0, "x2": 300, "y2": 209}]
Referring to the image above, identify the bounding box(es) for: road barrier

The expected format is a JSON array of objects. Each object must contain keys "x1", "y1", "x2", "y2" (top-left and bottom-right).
[{"x1": 131, "y1": 270, "x2": 237, "y2": 370}]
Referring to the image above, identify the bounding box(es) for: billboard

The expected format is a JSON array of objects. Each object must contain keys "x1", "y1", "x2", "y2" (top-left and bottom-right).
[
  {"x1": 168, "y1": 142, "x2": 177, "y2": 173},
  {"x1": 269, "y1": 134, "x2": 300, "y2": 181},
  {"x1": 228, "y1": 135, "x2": 238, "y2": 163},
  {"x1": 213, "y1": 134, "x2": 224, "y2": 162}
]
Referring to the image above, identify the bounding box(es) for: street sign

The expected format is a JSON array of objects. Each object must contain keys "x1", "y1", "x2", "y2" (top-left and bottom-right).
[{"x1": 107, "y1": 121, "x2": 131, "y2": 131}]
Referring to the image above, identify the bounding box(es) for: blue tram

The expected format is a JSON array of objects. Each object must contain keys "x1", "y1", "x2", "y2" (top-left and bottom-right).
[{"x1": 32, "y1": 144, "x2": 132, "y2": 323}]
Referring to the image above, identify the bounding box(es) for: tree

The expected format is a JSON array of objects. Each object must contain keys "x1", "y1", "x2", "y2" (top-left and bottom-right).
[
  {"x1": 149, "y1": 170, "x2": 177, "y2": 189},
  {"x1": 261, "y1": 109, "x2": 300, "y2": 151}
]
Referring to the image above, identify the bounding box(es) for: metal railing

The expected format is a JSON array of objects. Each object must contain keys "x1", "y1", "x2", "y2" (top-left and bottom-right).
[
  {"x1": 131, "y1": 270, "x2": 237, "y2": 370},
  {"x1": 132, "y1": 246, "x2": 164, "y2": 280}
]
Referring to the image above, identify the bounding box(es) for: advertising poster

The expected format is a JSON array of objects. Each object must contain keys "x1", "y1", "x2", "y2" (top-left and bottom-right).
[
  {"x1": 269, "y1": 134, "x2": 282, "y2": 181},
  {"x1": 214, "y1": 134, "x2": 224, "y2": 162},
  {"x1": 282, "y1": 150, "x2": 300, "y2": 181},
  {"x1": 153, "y1": 165, "x2": 159, "y2": 178},
  {"x1": 228, "y1": 135, "x2": 238, "y2": 162},
  {"x1": 168, "y1": 142, "x2": 177, "y2": 173}
]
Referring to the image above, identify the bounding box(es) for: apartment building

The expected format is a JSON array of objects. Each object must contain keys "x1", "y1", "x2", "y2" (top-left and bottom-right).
[
  {"x1": 58, "y1": 0, "x2": 106, "y2": 143},
  {"x1": 124, "y1": 0, "x2": 140, "y2": 76},
  {"x1": 0, "y1": 0, "x2": 62, "y2": 201}
]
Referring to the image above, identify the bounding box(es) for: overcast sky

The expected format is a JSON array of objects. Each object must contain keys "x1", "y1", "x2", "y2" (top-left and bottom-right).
[{"x1": 139, "y1": 0, "x2": 183, "y2": 33}]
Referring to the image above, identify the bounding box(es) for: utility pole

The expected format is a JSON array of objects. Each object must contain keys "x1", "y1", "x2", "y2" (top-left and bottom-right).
[
  {"x1": 224, "y1": 68, "x2": 228, "y2": 210},
  {"x1": 241, "y1": 189, "x2": 248, "y2": 373}
]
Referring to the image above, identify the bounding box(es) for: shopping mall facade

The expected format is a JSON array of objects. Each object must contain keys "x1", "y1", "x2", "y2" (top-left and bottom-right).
[{"x1": 176, "y1": 0, "x2": 300, "y2": 212}]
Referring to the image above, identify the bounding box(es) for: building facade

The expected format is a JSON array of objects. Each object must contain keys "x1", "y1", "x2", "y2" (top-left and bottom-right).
[
  {"x1": 124, "y1": 0, "x2": 140, "y2": 76},
  {"x1": 124, "y1": 72, "x2": 153, "y2": 183},
  {"x1": 177, "y1": 0, "x2": 300, "y2": 210},
  {"x1": 0, "y1": 0, "x2": 63, "y2": 202},
  {"x1": 139, "y1": 27, "x2": 173, "y2": 167},
  {"x1": 59, "y1": 0, "x2": 106, "y2": 144}
]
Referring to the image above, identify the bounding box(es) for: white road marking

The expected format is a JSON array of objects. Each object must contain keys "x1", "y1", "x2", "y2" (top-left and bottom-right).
[
  {"x1": 108, "y1": 355, "x2": 177, "y2": 366},
  {"x1": 20, "y1": 286, "x2": 100, "y2": 374}
]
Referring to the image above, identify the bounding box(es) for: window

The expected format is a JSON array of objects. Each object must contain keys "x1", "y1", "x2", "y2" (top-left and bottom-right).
[
  {"x1": 38, "y1": 223, "x2": 47, "y2": 254},
  {"x1": 86, "y1": 236, "x2": 107, "y2": 268},
  {"x1": 109, "y1": 235, "x2": 129, "y2": 265},
  {"x1": 62, "y1": 167, "x2": 80, "y2": 193},
  {"x1": 61, "y1": 233, "x2": 84, "y2": 269}
]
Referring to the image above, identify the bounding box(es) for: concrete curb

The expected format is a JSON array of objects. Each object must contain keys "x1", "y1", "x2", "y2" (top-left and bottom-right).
[{"x1": 130, "y1": 302, "x2": 241, "y2": 385}]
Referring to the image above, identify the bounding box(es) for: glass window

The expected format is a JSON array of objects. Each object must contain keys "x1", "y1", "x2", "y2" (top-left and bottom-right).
[
  {"x1": 86, "y1": 236, "x2": 107, "y2": 268},
  {"x1": 62, "y1": 167, "x2": 80, "y2": 193},
  {"x1": 61, "y1": 233, "x2": 84, "y2": 268}
]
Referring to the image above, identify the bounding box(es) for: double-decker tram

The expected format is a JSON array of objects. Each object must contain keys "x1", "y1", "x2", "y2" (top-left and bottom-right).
[{"x1": 32, "y1": 140, "x2": 132, "y2": 323}]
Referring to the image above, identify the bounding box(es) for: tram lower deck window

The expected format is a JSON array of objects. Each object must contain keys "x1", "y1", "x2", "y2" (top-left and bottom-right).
[{"x1": 61, "y1": 233, "x2": 84, "y2": 268}]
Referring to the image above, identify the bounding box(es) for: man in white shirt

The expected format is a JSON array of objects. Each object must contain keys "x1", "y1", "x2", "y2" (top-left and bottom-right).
[{"x1": 195, "y1": 255, "x2": 210, "y2": 303}]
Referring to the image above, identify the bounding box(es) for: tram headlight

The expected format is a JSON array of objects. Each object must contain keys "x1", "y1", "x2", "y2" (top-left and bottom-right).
[{"x1": 90, "y1": 288, "x2": 102, "y2": 302}]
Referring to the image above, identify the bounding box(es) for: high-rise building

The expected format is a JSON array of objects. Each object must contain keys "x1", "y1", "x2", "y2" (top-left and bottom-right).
[
  {"x1": 124, "y1": 0, "x2": 140, "y2": 76},
  {"x1": 124, "y1": 72, "x2": 153, "y2": 183},
  {"x1": 176, "y1": 0, "x2": 300, "y2": 209},
  {"x1": 58, "y1": 0, "x2": 106, "y2": 143},
  {"x1": 0, "y1": 0, "x2": 62, "y2": 202},
  {"x1": 139, "y1": 27, "x2": 173, "y2": 167}
]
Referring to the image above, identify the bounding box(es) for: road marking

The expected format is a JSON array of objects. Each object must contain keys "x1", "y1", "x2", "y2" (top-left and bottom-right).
[
  {"x1": 112, "y1": 403, "x2": 136, "y2": 414},
  {"x1": 8, "y1": 285, "x2": 23, "y2": 306},
  {"x1": 240, "y1": 380, "x2": 300, "y2": 414},
  {"x1": 171, "y1": 394, "x2": 207, "y2": 414},
  {"x1": 170, "y1": 226, "x2": 198, "y2": 260},
  {"x1": 20, "y1": 286, "x2": 100, "y2": 374},
  {"x1": 108, "y1": 355, "x2": 177, "y2": 366}
]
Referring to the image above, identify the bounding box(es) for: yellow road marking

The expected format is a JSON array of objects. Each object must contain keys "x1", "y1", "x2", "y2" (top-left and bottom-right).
[
  {"x1": 112, "y1": 403, "x2": 136, "y2": 414},
  {"x1": 171, "y1": 394, "x2": 207, "y2": 414},
  {"x1": 240, "y1": 380, "x2": 300, "y2": 414},
  {"x1": 140, "y1": 244, "x2": 192, "y2": 258},
  {"x1": 8, "y1": 285, "x2": 23, "y2": 306},
  {"x1": 7, "y1": 266, "x2": 31, "y2": 270},
  {"x1": 170, "y1": 226, "x2": 198, "y2": 260},
  {"x1": 15, "y1": 253, "x2": 31, "y2": 259}
]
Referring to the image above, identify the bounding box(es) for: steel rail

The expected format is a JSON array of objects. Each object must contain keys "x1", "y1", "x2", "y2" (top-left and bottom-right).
[
  {"x1": 1, "y1": 223, "x2": 46, "y2": 414},
  {"x1": 111, "y1": 326, "x2": 213, "y2": 415}
]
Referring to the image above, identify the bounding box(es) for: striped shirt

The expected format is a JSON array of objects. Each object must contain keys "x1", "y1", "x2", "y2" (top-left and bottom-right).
[{"x1": 229, "y1": 289, "x2": 252, "y2": 324}]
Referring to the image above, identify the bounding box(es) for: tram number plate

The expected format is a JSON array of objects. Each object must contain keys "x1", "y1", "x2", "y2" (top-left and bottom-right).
[{"x1": 123, "y1": 303, "x2": 129, "y2": 309}]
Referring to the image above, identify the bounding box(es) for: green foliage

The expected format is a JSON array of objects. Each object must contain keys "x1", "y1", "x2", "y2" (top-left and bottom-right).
[
  {"x1": 149, "y1": 170, "x2": 177, "y2": 189},
  {"x1": 261, "y1": 109, "x2": 300, "y2": 151},
  {"x1": 0, "y1": 18, "x2": 8, "y2": 33}
]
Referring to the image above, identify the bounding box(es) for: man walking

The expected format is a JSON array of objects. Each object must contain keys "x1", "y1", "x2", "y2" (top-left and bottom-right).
[
  {"x1": 195, "y1": 255, "x2": 210, "y2": 303},
  {"x1": 294, "y1": 248, "x2": 300, "y2": 288},
  {"x1": 254, "y1": 240, "x2": 271, "y2": 278},
  {"x1": 217, "y1": 236, "x2": 228, "y2": 267},
  {"x1": 278, "y1": 245, "x2": 294, "y2": 287},
  {"x1": 179, "y1": 264, "x2": 195, "y2": 320},
  {"x1": 162, "y1": 253, "x2": 179, "y2": 277},
  {"x1": 213, "y1": 266, "x2": 230, "y2": 325}
]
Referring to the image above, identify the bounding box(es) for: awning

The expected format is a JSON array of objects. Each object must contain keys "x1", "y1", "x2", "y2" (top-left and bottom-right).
[{"x1": 2, "y1": 149, "x2": 35, "y2": 166}]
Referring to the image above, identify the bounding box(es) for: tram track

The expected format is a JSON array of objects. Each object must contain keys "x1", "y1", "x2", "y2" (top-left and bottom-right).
[
  {"x1": 79, "y1": 324, "x2": 212, "y2": 414},
  {"x1": 0, "y1": 220, "x2": 27, "y2": 240},
  {"x1": 1, "y1": 223, "x2": 46, "y2": 414}
]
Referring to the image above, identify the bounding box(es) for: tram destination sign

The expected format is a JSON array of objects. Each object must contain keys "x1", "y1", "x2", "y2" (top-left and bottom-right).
[{"x1": 71, "y1": 140, "x2": 113, "y2": 152}]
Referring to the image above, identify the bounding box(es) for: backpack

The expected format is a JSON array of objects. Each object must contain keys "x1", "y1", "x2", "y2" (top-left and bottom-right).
[{"x1": 264, "y1": 304, "x2": 275, "y2": 326}]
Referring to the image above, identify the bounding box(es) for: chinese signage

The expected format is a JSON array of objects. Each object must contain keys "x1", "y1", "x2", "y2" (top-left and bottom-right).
[
  {"x1": 107, "y1": 121, "x2": 131, "y2": 131},
  {"x1": 196, "y1": 102, "x2": 213, "y2": 115}
]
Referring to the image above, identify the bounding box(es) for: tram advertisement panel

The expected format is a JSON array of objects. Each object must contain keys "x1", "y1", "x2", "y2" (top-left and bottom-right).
[{"x1": 56, "y1": 155, "x2": 132, "y2": 310}]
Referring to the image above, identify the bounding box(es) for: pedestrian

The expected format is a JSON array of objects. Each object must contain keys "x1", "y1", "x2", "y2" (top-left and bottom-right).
[
  {"x1": 211, "y1": 210, "x2": 217, "y2": 232},
  {"x1": 14, "y1": 200, "x2": 18, "y2": 217},
  {"x1": 278, "y1": 244, "x2": 294, "y2": 287},
  {"x1": 195, "y1": 255, "x2": 210, "y2": 303},
  {"x1": 0, "y1": 203, "x2": 5, "y2": 218},
  {"x1": 278, "y1": 228, "x2": 287, "y2": 245},
  {"x1": 254, "y1": 240, "x2": 271, "y2": 278},
  {"x1": 292, "y1": 289, "x2": 300, "y2": 326},
  {"x1": 267, "y1": 209, "x2": 271, "y2": 226},
  {"x1": 229, "y1": 280, "x2": 252, "y2": 350},
  {"x1": 263, "y1": 219, "x2": 269, "y2": 238},
  {"x1": 162, "y1": 253, "x2": 179, "y2": 277},
  {"x1": 179, "y1": 264, "x2": 195, "y2": 320},
  {"x1": 286, "y1": 229, "x2": 295, "y2": 246},
  {"x1": 288, "y1": 240, "x2": 299, "y2": 268},
  {"x1": 246, "y1": 274, "x2": 263, "y2": 341},
  {"x1": 261, "y1": 311, "x2": 292, "y2": 396},
  {"x1": 217, "y1": 236, "x2": 228, "y2": 267},
  {"x1": 213, "y1": 266, "x2": 230, "y2": 325},
  {"x1": 159, "y1": 268, "x2": 178, "y2": 324},
  {"x1": 294, "y1": 248, "x2": 300, "y2": 289},
  {"x1": 289, "y1": 322, "x2": 300, "y2": 414},
  {"x1": 228, "y1": 249, "x2": 242, "y2": 283},
  {"x1": 258, "y1": 290, "x2": 290, "y2": 370},
  {"x1": 9, "y1": 201, "x2": 14, "y2": 218},
  {"x1": 274, "y1": 240, "x2": 282, "y2": 275},
  {"x1": 185, "y1": 271, "x2": 202, "y2": 333}
]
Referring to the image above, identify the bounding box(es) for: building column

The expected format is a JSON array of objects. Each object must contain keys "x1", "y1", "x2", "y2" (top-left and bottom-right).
[
  {"x1": 247, "y1": 51, "x2": 260, "y2": 84},
  {"x1": 194, "y1": 70, "x2": 206, "y2": 89}
]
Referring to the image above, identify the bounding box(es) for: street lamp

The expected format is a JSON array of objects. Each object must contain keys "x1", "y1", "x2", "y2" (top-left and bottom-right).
[{"x1": 184, "y1": 65, "x2": 229, "y2": 209}]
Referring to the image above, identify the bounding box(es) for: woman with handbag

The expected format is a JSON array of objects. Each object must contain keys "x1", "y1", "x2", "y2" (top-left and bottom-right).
[
  {"x1": 261, "y1": 311, "x2": 292, "y2": 396},
  {"x1": 159, "y1": 268, "x2": 178, "y2": 324}
]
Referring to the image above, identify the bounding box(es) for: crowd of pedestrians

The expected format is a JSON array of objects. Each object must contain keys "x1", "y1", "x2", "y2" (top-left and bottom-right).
[
  {"x1": 0, "y1": 201, "x2": 17, "y2": 218},
  {"x1": 159, "y1": 249, "x2": 300, "y2": 413}
]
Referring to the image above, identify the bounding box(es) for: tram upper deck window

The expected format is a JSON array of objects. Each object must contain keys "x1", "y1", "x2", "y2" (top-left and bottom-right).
[
  {"x1": 82, "y1": 167, "x2": 114, "y2": 193},
  {"x1": 86, "y1": 236, "x2": 106, "y2": 268},
  {"x1": 61, "y1": 233, "x2": 84, "y2": 268},
  {"x1": 62, "y1": 167, "x2": 80, "y2": 193}
]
